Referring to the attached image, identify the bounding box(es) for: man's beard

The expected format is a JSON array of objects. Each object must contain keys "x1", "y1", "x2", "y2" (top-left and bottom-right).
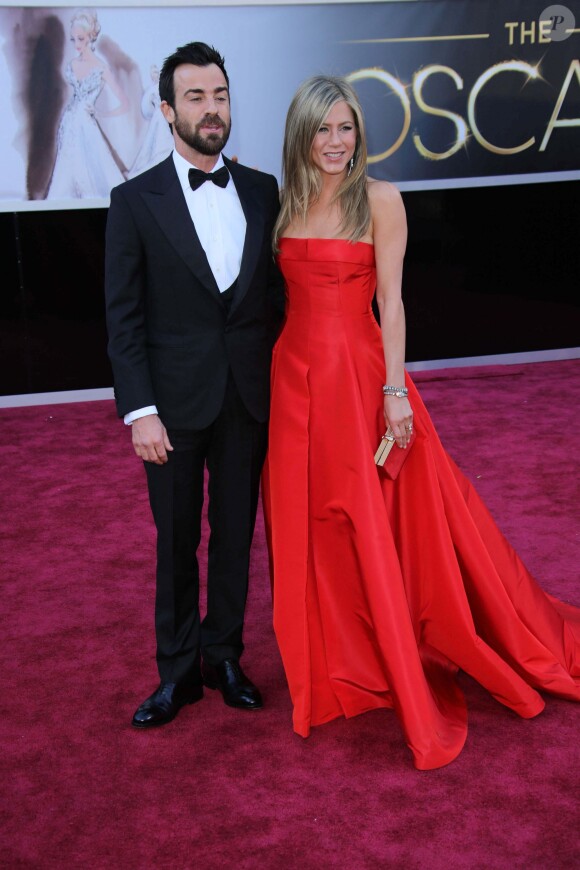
[{"x1": 173, "y1": 111, "x2": 231, "y2": 155}]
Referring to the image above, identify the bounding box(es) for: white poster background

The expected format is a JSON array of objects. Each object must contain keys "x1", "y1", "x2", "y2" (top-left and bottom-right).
[{"x1": 1, "y1": 3, "x2": 315, "y2": 209}]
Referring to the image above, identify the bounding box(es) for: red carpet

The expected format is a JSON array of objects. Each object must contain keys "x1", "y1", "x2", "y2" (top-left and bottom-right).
[{"x1": 1, "y1": 360, "x2": 579, "y2": 868}]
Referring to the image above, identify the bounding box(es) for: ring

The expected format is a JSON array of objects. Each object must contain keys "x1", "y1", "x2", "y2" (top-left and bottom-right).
[{"x1": 405, "y1": 424, "x2": 413, "y2": 431}]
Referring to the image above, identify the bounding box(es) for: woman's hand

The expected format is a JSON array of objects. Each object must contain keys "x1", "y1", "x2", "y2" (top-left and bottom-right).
[{"x1": 384, "y1": 395, "x2": 413, "y2": 448}]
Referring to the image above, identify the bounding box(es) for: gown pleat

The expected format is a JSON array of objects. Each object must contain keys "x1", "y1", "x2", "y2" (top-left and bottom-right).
[{"x1": 262, "y1": 238, "x2": 580, "y2": 770}]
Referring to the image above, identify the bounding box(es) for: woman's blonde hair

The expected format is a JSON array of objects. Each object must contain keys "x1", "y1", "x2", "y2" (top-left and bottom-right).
[
  {"x1": 71, "y1": 9, "x2": 101, "y2": 46},
  {"x1": 273, "y1": 75, "x2": 370, "y2": 250}
]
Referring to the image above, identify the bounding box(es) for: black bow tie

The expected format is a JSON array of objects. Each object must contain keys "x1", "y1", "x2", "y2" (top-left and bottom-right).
[{"x1": 188, "y1": 165, "x2": 230, "y2": 191}]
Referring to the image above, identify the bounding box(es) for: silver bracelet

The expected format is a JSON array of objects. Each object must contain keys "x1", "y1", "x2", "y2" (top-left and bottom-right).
[{"x1": 382, "y1": 384, "x2": 408, "y2": 398}]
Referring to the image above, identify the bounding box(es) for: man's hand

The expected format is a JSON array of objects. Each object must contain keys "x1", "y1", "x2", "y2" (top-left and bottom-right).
[{"x1": 131, "y1": 414, "x2": 173, "y2": 464}]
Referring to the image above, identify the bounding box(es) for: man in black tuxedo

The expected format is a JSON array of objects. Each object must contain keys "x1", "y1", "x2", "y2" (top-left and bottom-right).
[{"x1": 105, "y1": 42, "x2": 284, "y2": 728}]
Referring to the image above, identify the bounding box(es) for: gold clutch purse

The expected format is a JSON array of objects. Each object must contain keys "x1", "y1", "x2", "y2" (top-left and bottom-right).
[
  {"x1": 374, "y1": 428, "x2": 396, "y2": 466},
  {"x1": 374, "y1": 427, "x2": 415, "y2": 479}
]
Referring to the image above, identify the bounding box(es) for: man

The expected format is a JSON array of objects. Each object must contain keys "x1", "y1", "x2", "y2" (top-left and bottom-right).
[{"x1": 105, "y1": 42, "x2": 284, "y2": 728}]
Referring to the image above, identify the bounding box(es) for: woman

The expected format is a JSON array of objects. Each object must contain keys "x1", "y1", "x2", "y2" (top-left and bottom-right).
[
  {"x1": 263, "y1": 75, "x2": 580, "y2": 770},
  {"x1": 46, "y1": 9, "x2": 127, "y2": 199}
]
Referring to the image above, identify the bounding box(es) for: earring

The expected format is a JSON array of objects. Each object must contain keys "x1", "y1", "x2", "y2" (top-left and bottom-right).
[{"x1": 347, "y1": 157, "x2": 354, "y2": 177}]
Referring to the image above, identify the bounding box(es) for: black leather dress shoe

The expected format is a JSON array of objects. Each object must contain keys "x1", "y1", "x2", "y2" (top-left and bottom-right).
[
  {"x1": 132, "y1": 682, "x2": 203, "y2": 728},
  {"x1": 201, "y1": 659, "x2": 263, "y2": 710}
]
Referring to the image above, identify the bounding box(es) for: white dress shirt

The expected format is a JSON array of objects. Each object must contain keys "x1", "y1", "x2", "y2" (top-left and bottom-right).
[{"x1": 125, "y1": 150, "x2": 247, "y2": 425}]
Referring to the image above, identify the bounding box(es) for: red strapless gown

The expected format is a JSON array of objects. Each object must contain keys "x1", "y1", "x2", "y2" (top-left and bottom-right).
[{"x1": 262, "y1": 238, "x2": 580, "y2": 770}]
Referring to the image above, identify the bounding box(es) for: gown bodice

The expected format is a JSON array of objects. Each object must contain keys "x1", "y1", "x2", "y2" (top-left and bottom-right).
[
  {"x1": 278, "y1": 237, "x2": 376, "y2": 318},
  {"x1": 63, "y1": 63, "x2": 105, "y2": 110}
]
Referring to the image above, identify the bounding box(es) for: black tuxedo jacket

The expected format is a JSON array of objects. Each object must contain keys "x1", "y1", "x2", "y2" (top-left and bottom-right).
[{"x1": 105, "y1": 155, "x2": 285, "y2": 429}]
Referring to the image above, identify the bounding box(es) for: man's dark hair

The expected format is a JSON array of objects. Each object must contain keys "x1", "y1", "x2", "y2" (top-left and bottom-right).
[{"x1": 159, "y1": 42, "x2": 229, "y2": 107}]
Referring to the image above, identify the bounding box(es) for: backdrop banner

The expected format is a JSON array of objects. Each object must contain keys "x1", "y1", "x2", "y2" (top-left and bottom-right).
[{"x1": 0, "y1": 0, "x2": 578, "y2": 210}]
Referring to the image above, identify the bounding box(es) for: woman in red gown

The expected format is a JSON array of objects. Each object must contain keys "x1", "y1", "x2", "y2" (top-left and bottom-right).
[{"x1": 262, "y1": 75, "x2": 580, "y2": 770}]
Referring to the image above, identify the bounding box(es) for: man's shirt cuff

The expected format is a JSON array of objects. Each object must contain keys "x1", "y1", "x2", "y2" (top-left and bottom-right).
[{"x1": 124, "y1": 406, "x2": 158, "y2": 425}]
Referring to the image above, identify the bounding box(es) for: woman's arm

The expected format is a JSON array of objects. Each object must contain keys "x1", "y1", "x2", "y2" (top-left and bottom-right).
[{"x1": 370, "y1": 180, "x2": 413, "y2": 448}]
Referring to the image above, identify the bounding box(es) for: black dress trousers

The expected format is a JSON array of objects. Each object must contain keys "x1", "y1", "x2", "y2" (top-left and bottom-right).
[{"x1": 144, "y1": 371, "x2": 268, "y2": 685}]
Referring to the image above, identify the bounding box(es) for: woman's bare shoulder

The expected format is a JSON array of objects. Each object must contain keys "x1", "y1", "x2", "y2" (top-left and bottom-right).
[
  {"x1": 367, "y1": 177, "x2": 403, "y2": 206},
  {"x1": 367, "y1": 179, "x2": 405, "y2": 233}
]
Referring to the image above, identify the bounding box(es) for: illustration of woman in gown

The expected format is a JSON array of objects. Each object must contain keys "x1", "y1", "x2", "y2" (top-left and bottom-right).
[
  {"x1": 128, "y1": 64, "x2": 174, "y2": 179},
  {"x1": 263, "y1": 75, "x2": 580, "y2": 770},
  {"x1": 46, "y1": 9, "x2": 128, "y2": 199}
]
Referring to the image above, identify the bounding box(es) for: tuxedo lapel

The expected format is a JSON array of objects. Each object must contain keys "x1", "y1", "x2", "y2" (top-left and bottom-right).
[
  {"x1": 225, "y1": 157, "x2": 266, "y2": 315},
  {"x1": 140, "y1": 157, "x2": 221, "y2": 302}
]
